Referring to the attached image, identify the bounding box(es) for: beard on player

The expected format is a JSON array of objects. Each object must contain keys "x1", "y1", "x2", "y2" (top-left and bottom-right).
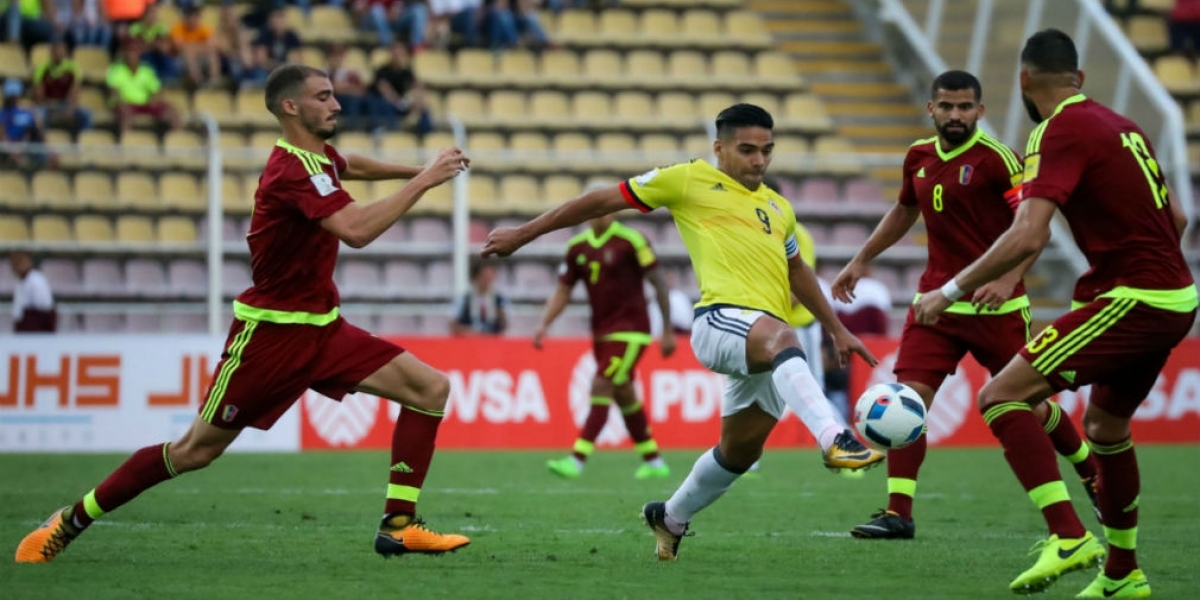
[
  {"x1": 935, "y1": 118, "x2": 974, "y2": 147},
  {"x1": 304, "y1": 111, "x2": 338, "y2": 140},
  {"x1": 1021, "y1": 93, "x2": 1044, "y2": 124}
]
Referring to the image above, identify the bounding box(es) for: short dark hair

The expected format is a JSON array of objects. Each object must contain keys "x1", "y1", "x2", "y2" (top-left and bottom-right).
[
  {"x1": 715, "y1": 103, "x2": 773, "y2": 138},
  {"x1": 931, "y1": 70, "x2": 981, "y2": 101},
  {"x1": 1021, "y1": 28, "x2": 1078, "y2": 74},
  {"x1": 264, "y1": 64, "x2": 327, "y2": 117}
]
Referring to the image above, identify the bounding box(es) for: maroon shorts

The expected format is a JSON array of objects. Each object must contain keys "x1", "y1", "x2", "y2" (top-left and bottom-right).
[
  {"x1": 199, "y1": 316, "x2": 404, "y2": 430},
  {"x1": 1019, "y1": 298, "x2": 1195, "y2": 418},
  {"x1": 894, "y1": 307, "x2": 1032, "y2": 390},
  {"x1": 594, "y1": 333, "x2": 652, "y2": 386},
  {"x1": 124, "y1": 102, "x2": 168, "y2": 118}
]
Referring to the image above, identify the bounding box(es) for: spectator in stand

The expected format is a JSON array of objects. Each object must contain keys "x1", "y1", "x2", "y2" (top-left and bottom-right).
[
  {"x1": 369, "y1": 40, "x2": 433, "y2": 134},
  {"x1": 71, "y1": 0, "x2": 110, "y2": 47},
  {"x1": 127, "y1": 2, "x2": 176, "y2": 82},
  {"x1": 243, "y1": 8, "x2": 302, "y2": 86},
  {"x1": 100, "y1": 0, "x2": 149, "y2": 45},
  {"x1": 106, "y1": 40, "x2": 181, "y2": 133},
  {"x1": 214, "y1": 2, "x2": 252, "y2": 83},
  {"x1": 240, "y1": 0, "x2": 312, "y2": 34},
  {"x1": 450, "y1": 261, "x2": 508, "y2": 335},
  {"x1": 0, "y1": 78, "x2": 50, "y2": 170},
  {"x1": 326, "y1": 42, "x2": 370, "y2": 130},
  {"x1": 485, "y1": 0, "x2": 548, "y2": 51},
  {"x1": 9, "y1": 251, "x2": 57, "y2": 333},
  {"x1": 428, "y1": 0, "x2": 480, "y2": 48},
  {"x1": 32, "y1": 39, "x2": 93, "y2": 134},
  {"x1": 2, "y1": 0, "x2": 55, "y2": 50},
  {"x1": 170, "y1": 4, "x2": 221, "y2": 88},
  {"x1": 823, "y1": 267, "x2": 891, "y2": 420},
  {"x1": 352, "y1": 0, "x2": 428, "y2": 49},
  {"x1": 1170, "y1": 0, "x2": 1200, "y2": 65}
]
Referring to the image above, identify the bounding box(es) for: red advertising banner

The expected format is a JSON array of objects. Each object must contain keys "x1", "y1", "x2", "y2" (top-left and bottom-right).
[{"x1": 298, "y1": 337, "x2": 1200, "y2": 451}]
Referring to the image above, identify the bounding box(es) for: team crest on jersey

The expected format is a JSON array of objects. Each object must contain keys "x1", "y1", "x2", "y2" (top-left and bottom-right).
[
  {"x1": 958, "y1": 165, "x2": 973, "y2": 185},
  {"x1": 222, "y1": 405, "x2": 239, "y2": 423},
  {"x1": 767, "y1": 199, "x2": 782, "y2": 215}
]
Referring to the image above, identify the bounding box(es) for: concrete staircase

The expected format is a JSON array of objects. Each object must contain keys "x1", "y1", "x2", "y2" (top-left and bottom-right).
[{"x1": 748, "y1": 0, "x2": 927, "y2": 196}]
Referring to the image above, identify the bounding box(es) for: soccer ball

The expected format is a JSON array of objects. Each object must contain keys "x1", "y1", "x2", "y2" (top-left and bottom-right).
[{"x1": 853, "y1": 383, "x2": 927, "y2": 450}]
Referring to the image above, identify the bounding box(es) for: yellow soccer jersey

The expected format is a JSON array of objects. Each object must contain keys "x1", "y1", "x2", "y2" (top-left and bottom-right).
[{"x1": 619, "y1": 159, "x2": 800, "y2": 320}]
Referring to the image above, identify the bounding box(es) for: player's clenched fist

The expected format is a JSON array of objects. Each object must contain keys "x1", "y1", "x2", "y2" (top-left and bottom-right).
[{"x1": 419, "y1": 147, "x2": 469, "y2": 186}]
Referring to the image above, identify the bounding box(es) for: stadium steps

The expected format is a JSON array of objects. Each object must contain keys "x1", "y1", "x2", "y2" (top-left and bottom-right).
[{"x1": 751, "y1": 0, "x2": 925, "y2": 193}]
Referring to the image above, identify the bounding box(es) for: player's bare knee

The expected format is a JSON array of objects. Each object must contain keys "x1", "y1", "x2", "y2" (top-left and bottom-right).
[
  {"x1": 170, "y1": 441, "x2": 225, "y2": 473},
  {"x1": 418, "y1": 372, "x2": 450, "y2": 412}
]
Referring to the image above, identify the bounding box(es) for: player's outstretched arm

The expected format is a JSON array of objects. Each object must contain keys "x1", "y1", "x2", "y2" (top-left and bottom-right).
[
  {"x1": 832, "y1": 203, "x2": 919, "y2": 303},
  {"x1": 788, "y1": 255, "x2": 877, "y2": 368},
  {"x1": 340, "y1": 153, "x2": 425, "y2": 181},
  {"x1": 533, "y1": 282, "x2": 572, "y2": 349},
  {"x1": 321, "y1": 147, "x2": 466, "y2": 248},
  {"x1": 914, "y1": 197, "x2": 1056, "y2": 324},
  {"x1": 647, "y1": 267, "x2": 676, "y2": 357},
  {"x1": 482, "y1": 186, "x2": 629, "y2": 257}
]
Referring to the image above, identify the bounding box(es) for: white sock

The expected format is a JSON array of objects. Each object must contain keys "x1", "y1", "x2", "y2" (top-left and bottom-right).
[
  {"x1": 645, "y1": 456, "x2": 666, "y2": 468},
  {"x1": 771, "y1": 351, "x2": 847, "y2": 451},
  {"x1": 664, "y1": 448, "x2": 742, "y2": 529}
]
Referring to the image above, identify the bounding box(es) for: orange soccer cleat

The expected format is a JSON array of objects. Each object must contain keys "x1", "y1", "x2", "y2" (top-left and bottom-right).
[
  {"x1": 15, "y1": 506, "x2": 81, "y2": 564},
  {"x1": 374, "y1": 516, "x2": 470, "y2": 557}
]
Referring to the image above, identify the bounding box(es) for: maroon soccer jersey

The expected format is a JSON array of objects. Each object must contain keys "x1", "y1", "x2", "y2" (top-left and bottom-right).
[
  {"x1": 899, "y1": 129, "x2": 1026, "y2": 297},
  {"x1": 235, "y1": 140, "x2": 353, "y2": 315},
  {"x1": 559, "y1": 223, "x2": 657, "y2": 337},
  {"x1": 1020, "y1": 95, "x2": 1193, "y2": 300}
]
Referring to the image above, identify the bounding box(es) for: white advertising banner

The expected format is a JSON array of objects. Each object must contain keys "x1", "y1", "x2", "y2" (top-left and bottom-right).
[{"x1": 0, "y1": 335, "x2": 299, "y2": 452}]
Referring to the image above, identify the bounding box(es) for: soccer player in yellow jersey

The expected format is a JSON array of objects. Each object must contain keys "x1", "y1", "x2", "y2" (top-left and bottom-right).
[{"x1": 484, "y1": 104, "x2": 884, "y2": 561}]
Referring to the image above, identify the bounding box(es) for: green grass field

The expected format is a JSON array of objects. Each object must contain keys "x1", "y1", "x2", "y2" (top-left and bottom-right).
[{"x1": 1, "y1": 447, "x2": 1197, "y2": 600}]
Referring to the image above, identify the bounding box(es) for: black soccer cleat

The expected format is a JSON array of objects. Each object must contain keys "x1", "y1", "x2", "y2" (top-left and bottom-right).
[
  {"x1": 641, "y1": 501, "x2": 691, "y2": 561},
  {"x1": 850, "y1": 509, "x2": 915, "y2": 540}
]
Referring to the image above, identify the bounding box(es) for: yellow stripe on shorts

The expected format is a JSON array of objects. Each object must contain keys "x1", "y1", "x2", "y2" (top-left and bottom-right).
[
  {"x1": 200, "y1": 320, "x2": 259, "y2": 422},
  {"x1": 1030, "y1": 299, "x2": 1136, "y2": 376}
]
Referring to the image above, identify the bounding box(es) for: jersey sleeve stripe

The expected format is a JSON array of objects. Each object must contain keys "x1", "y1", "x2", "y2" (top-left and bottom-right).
[
  {"x1": 1026, "y1": 121, "x2": 1051, "y2": 156},
  {"x1": 980, "y1": 137, "x2": 1022, "y2": 175},
  {"x1": 619, "y1": 180, "x2": 653, "y2": 213}
]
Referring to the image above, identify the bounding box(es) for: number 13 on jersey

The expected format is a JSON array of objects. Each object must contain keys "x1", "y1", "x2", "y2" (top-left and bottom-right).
[{"x1": 1120, "y1": 131, "x2": 1169, "y2": 209}]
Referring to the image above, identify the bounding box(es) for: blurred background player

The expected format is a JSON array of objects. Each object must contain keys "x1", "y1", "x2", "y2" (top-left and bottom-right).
[
  {"x1": 15, "y1": 64, "x2": 472, "y2": 564},
  {"x1": 482, "y1": 104, "x2": 883, "y2": 561},
  {"x1": 9, "y1": 250, "x2": 57, "y2": 333},
  {"x1": 915, "y1": 30, "x2": 1196, "y2": 596},
  {"x1": 450, "y1": 260, "x2": 507, "y2": 335},
  {"x1": 534, "y1": 208, "x2": 676, "y2": 480},
  {"x1": 835, "y1": 70, "x2": 1098, "y2": 540}
]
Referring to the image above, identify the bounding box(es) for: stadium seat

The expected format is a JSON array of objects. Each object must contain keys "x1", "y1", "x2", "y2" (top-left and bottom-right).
[
  {"x1": 409, "y1": 216, "x2": 452, "y2": 242},
  {"x1": 307, "y1": 5, "x2": 357, "y2": 44},
  {"x1": 485, "y1": 90, "x2": 526, "y2": 128},
  {"x1": 75, "y1": 215, "x2": 115, "y2": 242},
  {"x1": 115, "y1": 215, "x2": 155, "y2": 242},
  {"x1": 698, "y1": 92, "x2": 737, "y2": 121},
  {"x1": 1153, "y1": 56, "x2": 1199, "y2": 95},
  {"x1": 724, "y1": 11, "x2": 772, "y2": 47},
  {"x1": 40, "y1": 258, "x2": 82, "y2": 295},
  {"x1": 121, "y1": 129, "x2": 163, "y2": 169},
  {"x1": 599, "y1": 10, "x2": 639, "y2": 45},
  {"x1": 680, "y1": 10, "x2": 722, "y2": 46},
  {"x1": 378, "y1": 314, "x2": 421, "y2": 335},
  {"x1": 158, "y1": 216, "x2": 198, "y2": 243},
  {"x1": 28, "y1": 172, "x2": 71, "y2": 209},
  {"x1": 0, "y1": 216, "x2": 30, "y2": 241},
  {"x1": 467, "y1": 130, "x2": 507, "y2": 155},
  {"x1": 124, "y1": 312, "x2": 162, "y2": 332},
  {"x1": 656, "y1": 92, "x2": 700, "y2": 127},
  {"x1": 0, "y1": 172, "x2": 30, "y2": 208},
  {"x1": 754, "y1": 52, "x2": 803, "y2": 91},
  {"x1": 125, "y1": 259, "x2": 168, "y2": 296},
  {"x1": 625, "y1": 50, "x2": 666, "y2": 89},
  {"x1": 814, "y1": 137, "x2": 864, "y2": 176},
  {"x1": 0, "y1": 43, "x2": 27, "y2": 78},
  {"x1": 167, "y1": 259, "x2": 207, "y2": 297},
  {"x1": 161, "y1": 130, "x2": 204, "y2": 171},
  {"x1": 499, "y1": 175, "x2": 541, "y2": 214},
  {"x1": 195, "y1": 89, "x2": 236, "y2": 123},
  {"x1": 530, "y1": 90, "x2": 570, "y2": 127},
  {"x1": 337, "y1": 131, "x2": 376, "y2": 154},
  {"x1": 572, "y1": 90, "x2": 613, "y2": 126},
  {"x1": 511, "y1": 263, "x2": 556, "y2": 299},
  {"x1": 383, "y1": 261, "x2": 423, "y2": 294},
  {"x1": 456, "y1": 49, "x2": 496, "y2": 84},
  {"x1": 542, "y1": 175, "x2": 582, "y2": 206},
  {"x1": 1125, "y1": 16, "x2": 1169, "y2": 54},
  {"x1": 557, "y1": 10, "x2": 598, "y2": 43},
  {"x1": 596, "y1": 132, "x2": 640, "y2": 171},
  {"x1": 583, "y1": 49, "x2": 623, "y2": 86},
  {"x1": 782, "y1": 94, "x2": 834, "y2": 132},
  {"x1": 235, "y1": 88, "x2": 276, "y2": 127},
  {"x1": 774, "y1": 134, "x2": 812, "y2": 156},
  {"x1": 552, "y1": 132, "x2": 594, "y2": 169},
  {"x1": 413, "y1": 51, "x2": 452, "y2": 85},
  {"x1": 116, "y1": 173, "x2": 161, "y2": 212},
  {"x1": 74, "y1": 46, "x2": 109, "y2": 83},
  {"x1": 445, "y1": 89, "x2": 486, "y2": 127},
  {"x1": 222, "y1": 260, "x2": 253, "y2": 296},
  {"x1": 498, "y1": 52, "x2": 538, "y2": 87},
  {"x1": 740, "y1": 92, "x2": 781, "y2": 117},
  {"x1": 81, "y1": 258, "x2": 123, "y2": 294},
  {"x1": 467, "y1": 175, "x2": 502, "y2": 216},
  {"x1": 83, "y1": 313, "x2": 125, "y2": 332},
  {"x1": 341, "y1": 179, "x2": 374, "y2": 202},
  {"x1": 73, "y1": 172, "x2": 115, "y2": 210},
  {"x1": 508, "y1": 131, "x2": 550, "y2": 170},
  {"x1": 337, "y1": 261, "x2": 384, "y2": 299},
  {"x1": 614, "y1": 91, "x2": 655, "y2": 127},
  {"x1": 711, "y1": 51, "x2": 752, "y2": 84},
  {"x1": 425, "y1": 260, "x2": 454, "y2": 297},
  {"x1": 684, "y1": 133, "x2": 715, "y2": 159},
  {"x1": 412, "y1": 182, "x2": 453, "y2": 215},
  {"x1": 667, "y1": 51, "x2": 708, "y2": 83},
  {"x1": 539, "y1": 50, "x2": 581, "y2": 87},
  {"x1": 221, "y1": 174, "x2": 254, "y2": 215},
  {"x1": 845, "y1": 177, "x2": 887, "y2": 203},
  {"x1": 640, "y1": 133, "x2": 681, "y2": 161},
  {"x1": 639, "y1": 10, "x2": 678, "y2": 47},
  {"x1": 796, "y1": 177, "x2": 841, "y2": 202},
  {"x1": 161, "y1": 173, "x2": 204, "y2": 212}
]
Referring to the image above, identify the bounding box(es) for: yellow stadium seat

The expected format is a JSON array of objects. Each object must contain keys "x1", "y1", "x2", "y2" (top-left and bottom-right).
[
  {"x1": 218, "y1": 131, "x2": 250, "y2": 170},
  {"x1": 814, "y1": 136, "x2": 863, "y2": 175},
  {"x1": 0, "y1": 43, "x2": 27, "y2": 79},
  {"x1": 161, "y1": 173, "x2": 204, "y2": 212},
  {"x1": 657, "y1": 92, "x2": 699, "y2": 126},
  {"x1": 121, "y1": 130, "x2": 164, "y2": 169},
  {"x1": 485, "y1": 90, "x2": 527, "y2": 127},
  {"x1": 539, "y1": 50, "x2": 580, "y2": 86},
  {"x1": 1126, "y1": 16, "x2": 1168, "y2": 54},
  {"x1": 614, "y1": 91, "x2": 655, "y2": 124},
  {"x1": 498, "y1": 51, "x2": 538, "y2": 86},
  {"x1": 556, "y1": 11, "x2": 597, "y2": 43},
  {"x1": 599, "y1": 10, "x2": 639, "y2": 45},
  {"x1": 341, "y1": 179, "x2": 374, "y2": 202},
  {"x1": 75, "y1": 46, "x2": 109, "y2": 83},
  {"x1": 33, "y1": 215, "x2": 72, "y2": 242},
  {"x1": 235, "y1": 89, "x2": 276, "y2": 127},
  {"x1": 381, "y1": 131, "x2": 419, "y2": 152},
  {"x1": 596, "y1": 132, "x2": 639, "y2": 171},
  {"x1": 76, "y1": 215, "x2": 115, "y2": 242},
  {"x1": 1154, "y1": 56, "x2": 1200, "y2": 95},
  {"x1": 723, "y1": 11, "x2": 772, "y2": 46},
  {"x1": 625, "y1": 50, "x2": 665, "y2": 88},
  {"x1": 413, "y1": 51, "x2": 452, "y2": 85},
  {"x1": 572, "y1": 91, "x2": 612, "y2": 125},
  {"x1": 445, "y1": 90, "x2": 486, "y2": 126},
  {"x1": 0, "y1": 215, "x2": 29, "y2": 241},
  {"x1": 530, "y1": 90, "x2": 570, "y2": 125},
  {"x1": 552, "y1": 132, "x2": 593, "y2": 169},
  {"x1": 640, "y1": 134, "x2": 681, "y2": 160},
  {"x1": 681, "y1": 10, "x2": 722, "y2": 45},
  {"x1": 77, "y1": 86, "x2": 110, "y2": 129},
  {"x1": 410, "y1": 179, "x2": 452, "y2": 215},
  {"x1": 0, "y1": 172, "x2": 30, "y2": 208},
  {"x1": 32, "y1": 172, "x2": 73, "y2": 208},
  {"x1": 116, "y1": 173, "x2": 161, "y2": 211},
  {"x1": 741, "y1": 92, "x2": 781, "y2": 116},
  {"x1": 158, "y1": 216, "x2": 198, "y2": 243},
  {"x1": 307, "y1": 5, "x2": 356, "y2": 44},
  {"x1": 468, "y1": 175, "x2": 503, "y2": 216},
  {"x1": 509, "y1": 132, "x2": 550, "y2": 171},
  {"x1": 543, "y1": 175, "x2": 582, "y2": 205},
  {"x1": 684, "y1": 133, "x2": 715, "y2": 159},
  {"x1": 455, "y1": 49, "x2": 496, "y2": 81},
  {"x1": 773, "y1": 134, "x2": 812, "y2": 155},
  {"x1": 583, "y1": 49, "x2": 623, "y2": 83},
  {"x1": 782, "y1": 94, "x2": 834, "y2": 132},
  {"x1": 222, "y1": 174, "x2": 254, "y2": 215},
  {"x1": 754, "y1": 52, "x2": 803, "y2": 90},
  {"x1": 248, "y1": 131, "x2": 281, "y2": 168},
  {"x1": 28, "y1": 43, "x2": 50, "y2": 71},
  {"x1": 77, "y1": 129, "x2": 118, "y2": 169},
  {"x1": 467, "y1": 131, "x2": 506, "y2": 154},
  {"x1": 668, "y1": 51, "x2": 708, "y2": 83},
  {"x1": 194, "y1": 90, "x2": 235, "y2": 122},
  {"x1": 639, "y1": 10, "x2": 677, "y2": 45},
  {"x1": 74, "y1": 172, "x2": 115, "y2": 209},
  {"x1": 421, "y1": 132, "x2": 458, "y2": 161},
  {"x1": 698, "y1": 92, "x2": 736, "y2": 121},
  {"x1": 164, "y1": 130, "x2": 206, "y2": 170},
  {"x1": 499, "y1": 175, "x2": 541, "y2": 213},
  {"x1": 115, "y1": 215, "x2": 155, "y2": 242},
  {"x1": 711, "y1": 51, "x2": 751, "y2": 84},
  {"x1": 336, "y1": 131, "x2": 376, "y2": 154}
]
